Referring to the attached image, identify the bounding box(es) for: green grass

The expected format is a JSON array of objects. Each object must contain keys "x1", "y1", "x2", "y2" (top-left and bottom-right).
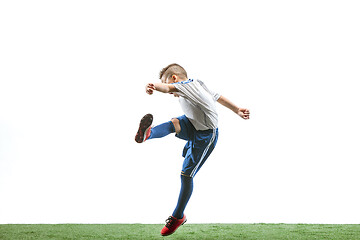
[{"x1": 0, "y1": 224, "x2": 359, "y2": 240}]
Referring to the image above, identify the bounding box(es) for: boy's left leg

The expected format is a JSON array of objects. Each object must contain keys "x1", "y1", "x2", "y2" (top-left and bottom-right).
[
  {"x1": 161, "y1": 175, "x2": 191, "y2": 236},
  {"x1": 172, "y1": 174, "x2": 193, "y2": 219},
  {"x1": 161, "y1": 127, "x2": 218, "y2": 235}
]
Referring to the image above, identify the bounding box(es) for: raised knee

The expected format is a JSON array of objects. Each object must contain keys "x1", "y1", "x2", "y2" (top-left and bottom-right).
[{"x1": 171, "y1": 118, "x2": 181, "y2": 134}]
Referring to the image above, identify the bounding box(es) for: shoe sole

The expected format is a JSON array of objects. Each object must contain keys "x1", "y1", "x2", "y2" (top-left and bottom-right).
[{"x1": 135, "y1": 114, "x2": 153, "y2": 143}]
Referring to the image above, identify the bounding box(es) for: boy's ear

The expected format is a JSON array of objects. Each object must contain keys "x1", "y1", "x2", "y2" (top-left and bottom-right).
[{"x1": 172, "y1": 75, "x2": 178, "y2": 82}]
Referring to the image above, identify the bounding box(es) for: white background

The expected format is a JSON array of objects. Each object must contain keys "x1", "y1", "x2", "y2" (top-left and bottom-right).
[{"x1": 0, "y1": 1, "x2": 359, "y2": 224}]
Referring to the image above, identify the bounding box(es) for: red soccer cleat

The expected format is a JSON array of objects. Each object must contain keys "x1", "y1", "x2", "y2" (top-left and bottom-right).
[
  {"x1": 160, "y1": 215, "x2": 187, "y2": 236},
  {"x1": 135, "y1": 114, "x2": 153, "y2": 143}
]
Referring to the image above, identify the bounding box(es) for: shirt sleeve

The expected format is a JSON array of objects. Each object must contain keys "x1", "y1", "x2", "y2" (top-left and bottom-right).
[
  {"x1": 172, "y1": 80, "x2": 197, "y2": 100},
  {"x1": 172, "y1": 79, "x2": 220, "y2": 102},
  {"x1": 197, "y1": 80, "x2": 221, "y2": 101}
]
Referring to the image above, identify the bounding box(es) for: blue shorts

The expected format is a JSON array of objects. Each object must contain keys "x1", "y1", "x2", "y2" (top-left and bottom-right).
[{"x1": 175, "y1": 115, "x2": 218, "y2": 178}]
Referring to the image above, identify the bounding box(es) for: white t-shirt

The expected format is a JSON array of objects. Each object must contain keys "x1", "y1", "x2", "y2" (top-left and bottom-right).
[{"x1": 172, "y1": 79, "x2": 220, "y2": 131}]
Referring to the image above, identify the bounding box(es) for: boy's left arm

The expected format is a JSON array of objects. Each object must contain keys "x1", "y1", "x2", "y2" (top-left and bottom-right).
[{"x1": 146, "y1": 83, "x2": 178, "y2": 95}]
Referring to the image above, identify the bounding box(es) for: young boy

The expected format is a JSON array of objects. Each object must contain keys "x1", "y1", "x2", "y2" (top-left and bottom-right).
[{"x1": 135, "y1": 63, "x2": 250, "y2": 236}]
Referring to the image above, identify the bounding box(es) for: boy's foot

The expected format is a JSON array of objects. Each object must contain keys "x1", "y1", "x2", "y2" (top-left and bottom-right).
[
  {"x1": 160, "y1": 215, "x2": 187, "y2": 236},
  {"x1": 135, "y1": 114, "x2": 153, "y2": 143}
]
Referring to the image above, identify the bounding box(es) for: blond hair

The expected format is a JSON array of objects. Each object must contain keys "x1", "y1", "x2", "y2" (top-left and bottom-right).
[{"x1": 159, "y1": 63, "x2": 188, "y2": 82}]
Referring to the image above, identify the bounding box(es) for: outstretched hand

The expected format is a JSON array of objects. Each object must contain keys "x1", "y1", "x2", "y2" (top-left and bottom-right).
[
  {"x1": 237, "y1": 108, "x2": 250, "y2": 120},
  {"x1": 145, "y1": 83, "x2": 156, "y2": 95}
]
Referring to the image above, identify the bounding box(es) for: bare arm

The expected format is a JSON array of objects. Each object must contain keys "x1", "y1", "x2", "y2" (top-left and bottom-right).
[
  {"x1": 217, "y1": 95, "x2": 250, "y2": 120},
  {"x1": 145, "y1": 83, "x2": 178, "y2": 94}
]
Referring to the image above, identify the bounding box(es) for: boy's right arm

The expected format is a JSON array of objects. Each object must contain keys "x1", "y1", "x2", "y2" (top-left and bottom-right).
[{"x1": 217, "y1": 95, "x2": 250, "y2": 120}]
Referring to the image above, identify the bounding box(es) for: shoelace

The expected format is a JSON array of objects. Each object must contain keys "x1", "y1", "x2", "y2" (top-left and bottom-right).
[{"x1": 165, "y1": 216, "x2": 176, "y2": 228}]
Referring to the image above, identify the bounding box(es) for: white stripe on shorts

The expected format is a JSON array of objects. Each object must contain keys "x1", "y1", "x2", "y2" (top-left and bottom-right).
[{"x1": 190, "y1": 129, "x2": 216, "y2": 177}]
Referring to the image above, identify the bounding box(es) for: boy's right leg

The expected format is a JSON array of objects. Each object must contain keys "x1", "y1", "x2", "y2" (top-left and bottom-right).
[
  {"x1": 135, "y1": 114, "x2": 153, "y2": 143},
  {"x1": 135, "y1": 114, "x2": 179, "y2": 143},
  {"x1": 148, "y1": 120, "x2": 175, "y2": 139}
]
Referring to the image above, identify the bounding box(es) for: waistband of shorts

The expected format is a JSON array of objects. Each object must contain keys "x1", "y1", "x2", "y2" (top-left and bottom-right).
[{"x1": 197, "y1": 128, "x2": 218, "y2": 133}]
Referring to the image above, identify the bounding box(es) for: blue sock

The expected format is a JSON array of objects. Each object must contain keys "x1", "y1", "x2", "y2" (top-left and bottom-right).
[
  {"x1": 172, "y1": 175, "x2": 193, "y2": 219},
  {"x1": 148, "y1": 121, "x2": 175, "y2": 139}
]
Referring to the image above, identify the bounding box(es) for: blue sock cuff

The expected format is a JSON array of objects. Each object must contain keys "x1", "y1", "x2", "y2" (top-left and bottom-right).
[
  {"x1": 169, "y1": 121, "x2": 175, "y2": 132},
  {"x1": 148, "y1": 121, "x2": 175, "y2": 139}
]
